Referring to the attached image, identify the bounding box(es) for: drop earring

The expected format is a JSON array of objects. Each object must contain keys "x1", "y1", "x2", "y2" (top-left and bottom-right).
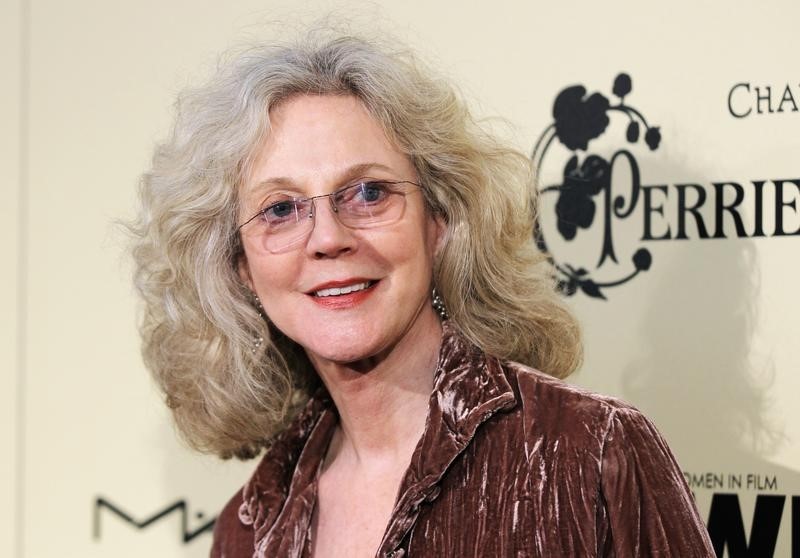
[
  {"x1": 252, "y1": 293, "x2": 265, "y2": 353},
  {"x1": 253, "y1": 293, "x2": 265, "y2": 318},
  {"x1": 432, "y1": 287, "x2": 448, "y2": 320}
]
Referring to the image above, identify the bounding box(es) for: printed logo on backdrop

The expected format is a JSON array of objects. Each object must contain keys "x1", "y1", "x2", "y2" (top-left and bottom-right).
[
  {"x1": 728, "y1": 81, "x2": 800, "y2": 118},
  {"x1": 93, "y1": 496, "x2": 215, "y2": 544},
  {"x1": 533, "y1": 74, "x2": 800, "y2": 556},
  {"x1": 681, "y1": 473, "x2": 800, "y2": 557},
  {"x1": 532, "y1": 73, "x2": 657, "y2": 299},
  {"x1": 532, "y1": 73, "x2": 800, "y2": 300}
]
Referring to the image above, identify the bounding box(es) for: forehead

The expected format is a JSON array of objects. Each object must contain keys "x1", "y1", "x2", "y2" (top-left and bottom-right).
[{"x1": 245, "y1": 94, "x2": 415, "y2": 196}]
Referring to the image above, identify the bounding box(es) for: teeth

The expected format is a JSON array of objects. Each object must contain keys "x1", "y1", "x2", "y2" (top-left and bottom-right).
[{"x1": 314, "y1": 281, "x2": 371, "y2": 297}]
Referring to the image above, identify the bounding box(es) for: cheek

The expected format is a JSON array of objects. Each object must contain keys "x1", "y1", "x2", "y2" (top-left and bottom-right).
[
  {"x1": 245, "y1": 252, "x2": 300, "y2": 312},
  {"x1": 253, "y1": 263, "x2": 296, "y2": 297},
  {"x1": 377, "y1": 222, "x2": 431, "y2": 264},
  {"x1": 388, "y1": 223, "x2": 439, "y2": 283},
  {"x1": 254, "y1": 273, "x2": 300, "y2": 336}
]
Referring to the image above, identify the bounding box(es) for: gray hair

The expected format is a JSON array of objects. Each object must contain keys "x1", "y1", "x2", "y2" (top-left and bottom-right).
[{"x1": 130, "y1": 30, "x2": 582, "y2": 459}]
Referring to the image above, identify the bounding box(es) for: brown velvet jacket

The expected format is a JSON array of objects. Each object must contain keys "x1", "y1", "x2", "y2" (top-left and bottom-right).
[{"x1": 211, "y1": 324, "x2": 715, "y2": 557}]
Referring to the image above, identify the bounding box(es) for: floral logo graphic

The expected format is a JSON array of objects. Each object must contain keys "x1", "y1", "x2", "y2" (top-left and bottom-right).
[{"x1": 532, "y1": 73, "x2": 660, "y2": 299}]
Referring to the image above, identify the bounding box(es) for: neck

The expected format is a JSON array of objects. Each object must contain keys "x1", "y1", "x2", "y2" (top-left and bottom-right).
[{"x1": 309, "y1": 309, "x2": 443, "y2": 467}]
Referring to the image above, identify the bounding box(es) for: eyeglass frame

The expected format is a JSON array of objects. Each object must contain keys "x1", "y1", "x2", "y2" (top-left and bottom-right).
[{"x1": 235, "y1": 179, "x2": 424, "y2": 251}]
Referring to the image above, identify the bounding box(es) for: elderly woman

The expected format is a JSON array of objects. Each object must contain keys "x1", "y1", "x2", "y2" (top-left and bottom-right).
[{"x1": 132, "y1": 33, "x2": 714, "y2": 557}]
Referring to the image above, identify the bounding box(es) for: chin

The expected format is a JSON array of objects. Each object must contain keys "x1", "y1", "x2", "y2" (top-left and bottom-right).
[
  {"x1": 298, "y1": 323, "x2": 390, "y2": 367},
  {"x1": 308, "y1": 336, "x2": 381, "y2": 365}
]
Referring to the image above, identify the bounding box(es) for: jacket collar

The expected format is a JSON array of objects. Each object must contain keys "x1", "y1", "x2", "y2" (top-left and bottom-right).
[
  {"x1": 239, "y1": 321, "x2": 518, "y2": 556},
  {"x1": 376, "y1": 322, "x2": 517, "y2": 553}
]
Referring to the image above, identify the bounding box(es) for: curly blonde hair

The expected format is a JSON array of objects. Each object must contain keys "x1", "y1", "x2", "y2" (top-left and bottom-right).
[{"x1": 131, "y1": 30, "x2": 582, "y2": 459}]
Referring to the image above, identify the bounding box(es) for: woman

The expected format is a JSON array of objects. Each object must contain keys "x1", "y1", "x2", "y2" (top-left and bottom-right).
[{"x1": 131, "y1": 32, "x2": 715, "y2": 557}]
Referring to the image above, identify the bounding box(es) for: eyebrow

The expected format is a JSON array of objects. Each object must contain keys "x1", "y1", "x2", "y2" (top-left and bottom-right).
[{"x1": 252, "y1": 162, "x2": 399, "y2": 193}]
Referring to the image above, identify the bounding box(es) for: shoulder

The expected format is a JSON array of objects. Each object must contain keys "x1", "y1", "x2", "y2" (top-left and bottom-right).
[
  {"x1": 210, "y1": 489, "x2": 252, "y2": 558},
  {"x1": 499, "y1": 360, "x2": 714, "y2": 555},
  {"x1": 209, "y1": 431, "x2": 305, "y2": 557},
  {"x1": 210, "y1": 390, "x2": 333, "y2": 556},
  {"x1": 500, "y1": 359, "x2": 651, "y2": 450},
  {"x1": 494, "y1": 358, "x2": 692, "y2": 488}
]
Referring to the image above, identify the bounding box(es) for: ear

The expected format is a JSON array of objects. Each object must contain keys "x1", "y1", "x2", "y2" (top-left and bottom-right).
[
  {"x1": 237, "y1": 253, "x2": 255, "y2": 291},
  {"x1": 430, "y1": 213, "x2": 447, "y2": 258}
]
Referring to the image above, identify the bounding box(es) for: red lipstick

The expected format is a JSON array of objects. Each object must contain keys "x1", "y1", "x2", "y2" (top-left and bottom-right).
[{"x1": 306, "y1": 278, "x2": 378, "y2": 309}]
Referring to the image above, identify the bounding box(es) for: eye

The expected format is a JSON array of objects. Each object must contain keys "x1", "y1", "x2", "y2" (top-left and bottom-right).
[
  {"x1": 351, "y1": 181, "x2": 393, "y2": 204},
  {"x1": 261, "y1": 199, "x2": 299, "y2": 224},
  {"x1": 360, "y1": 182, "x2": 387, "y2": 202}
]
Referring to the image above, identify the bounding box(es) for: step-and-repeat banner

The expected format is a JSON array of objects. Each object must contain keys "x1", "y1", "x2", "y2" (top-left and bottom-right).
[{"x1": 4, "y1": 1, "x2": 798, "y2": 557}]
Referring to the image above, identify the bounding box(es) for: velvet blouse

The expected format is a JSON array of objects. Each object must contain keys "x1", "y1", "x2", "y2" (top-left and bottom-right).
[{"x1": 211, "y1": 323, "x2": 715, "y2": 557}]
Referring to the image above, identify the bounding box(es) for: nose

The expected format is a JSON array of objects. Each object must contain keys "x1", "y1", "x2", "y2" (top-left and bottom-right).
[{"x1": 304, "y1": 197, "x2": 357, "y2": 258}]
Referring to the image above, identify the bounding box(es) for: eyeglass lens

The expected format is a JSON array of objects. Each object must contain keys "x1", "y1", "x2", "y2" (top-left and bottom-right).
[{"x1": 246, "y1": 181, "x2": 418, "y2": 253}]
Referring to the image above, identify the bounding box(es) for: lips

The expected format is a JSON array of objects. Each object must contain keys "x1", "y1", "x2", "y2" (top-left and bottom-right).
[
  {"x1": 306, "y1": 278, "x2": 379, "y2": 308},
  {"x1": 314, "y1": 281, "x2": 373, "y2": 297},
  {"x1": 307, "y1": 278, "x2": 377, "y2": 297}
]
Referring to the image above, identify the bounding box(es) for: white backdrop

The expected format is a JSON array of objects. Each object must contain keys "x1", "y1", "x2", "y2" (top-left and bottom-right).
[{"x1": 4, "y1": 1, "x2": 799, "y2": 557}]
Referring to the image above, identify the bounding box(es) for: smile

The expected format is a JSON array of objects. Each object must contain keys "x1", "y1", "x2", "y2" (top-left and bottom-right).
[{"x1": 312, "y1": 280, "x2": 377, "y2": 297}]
